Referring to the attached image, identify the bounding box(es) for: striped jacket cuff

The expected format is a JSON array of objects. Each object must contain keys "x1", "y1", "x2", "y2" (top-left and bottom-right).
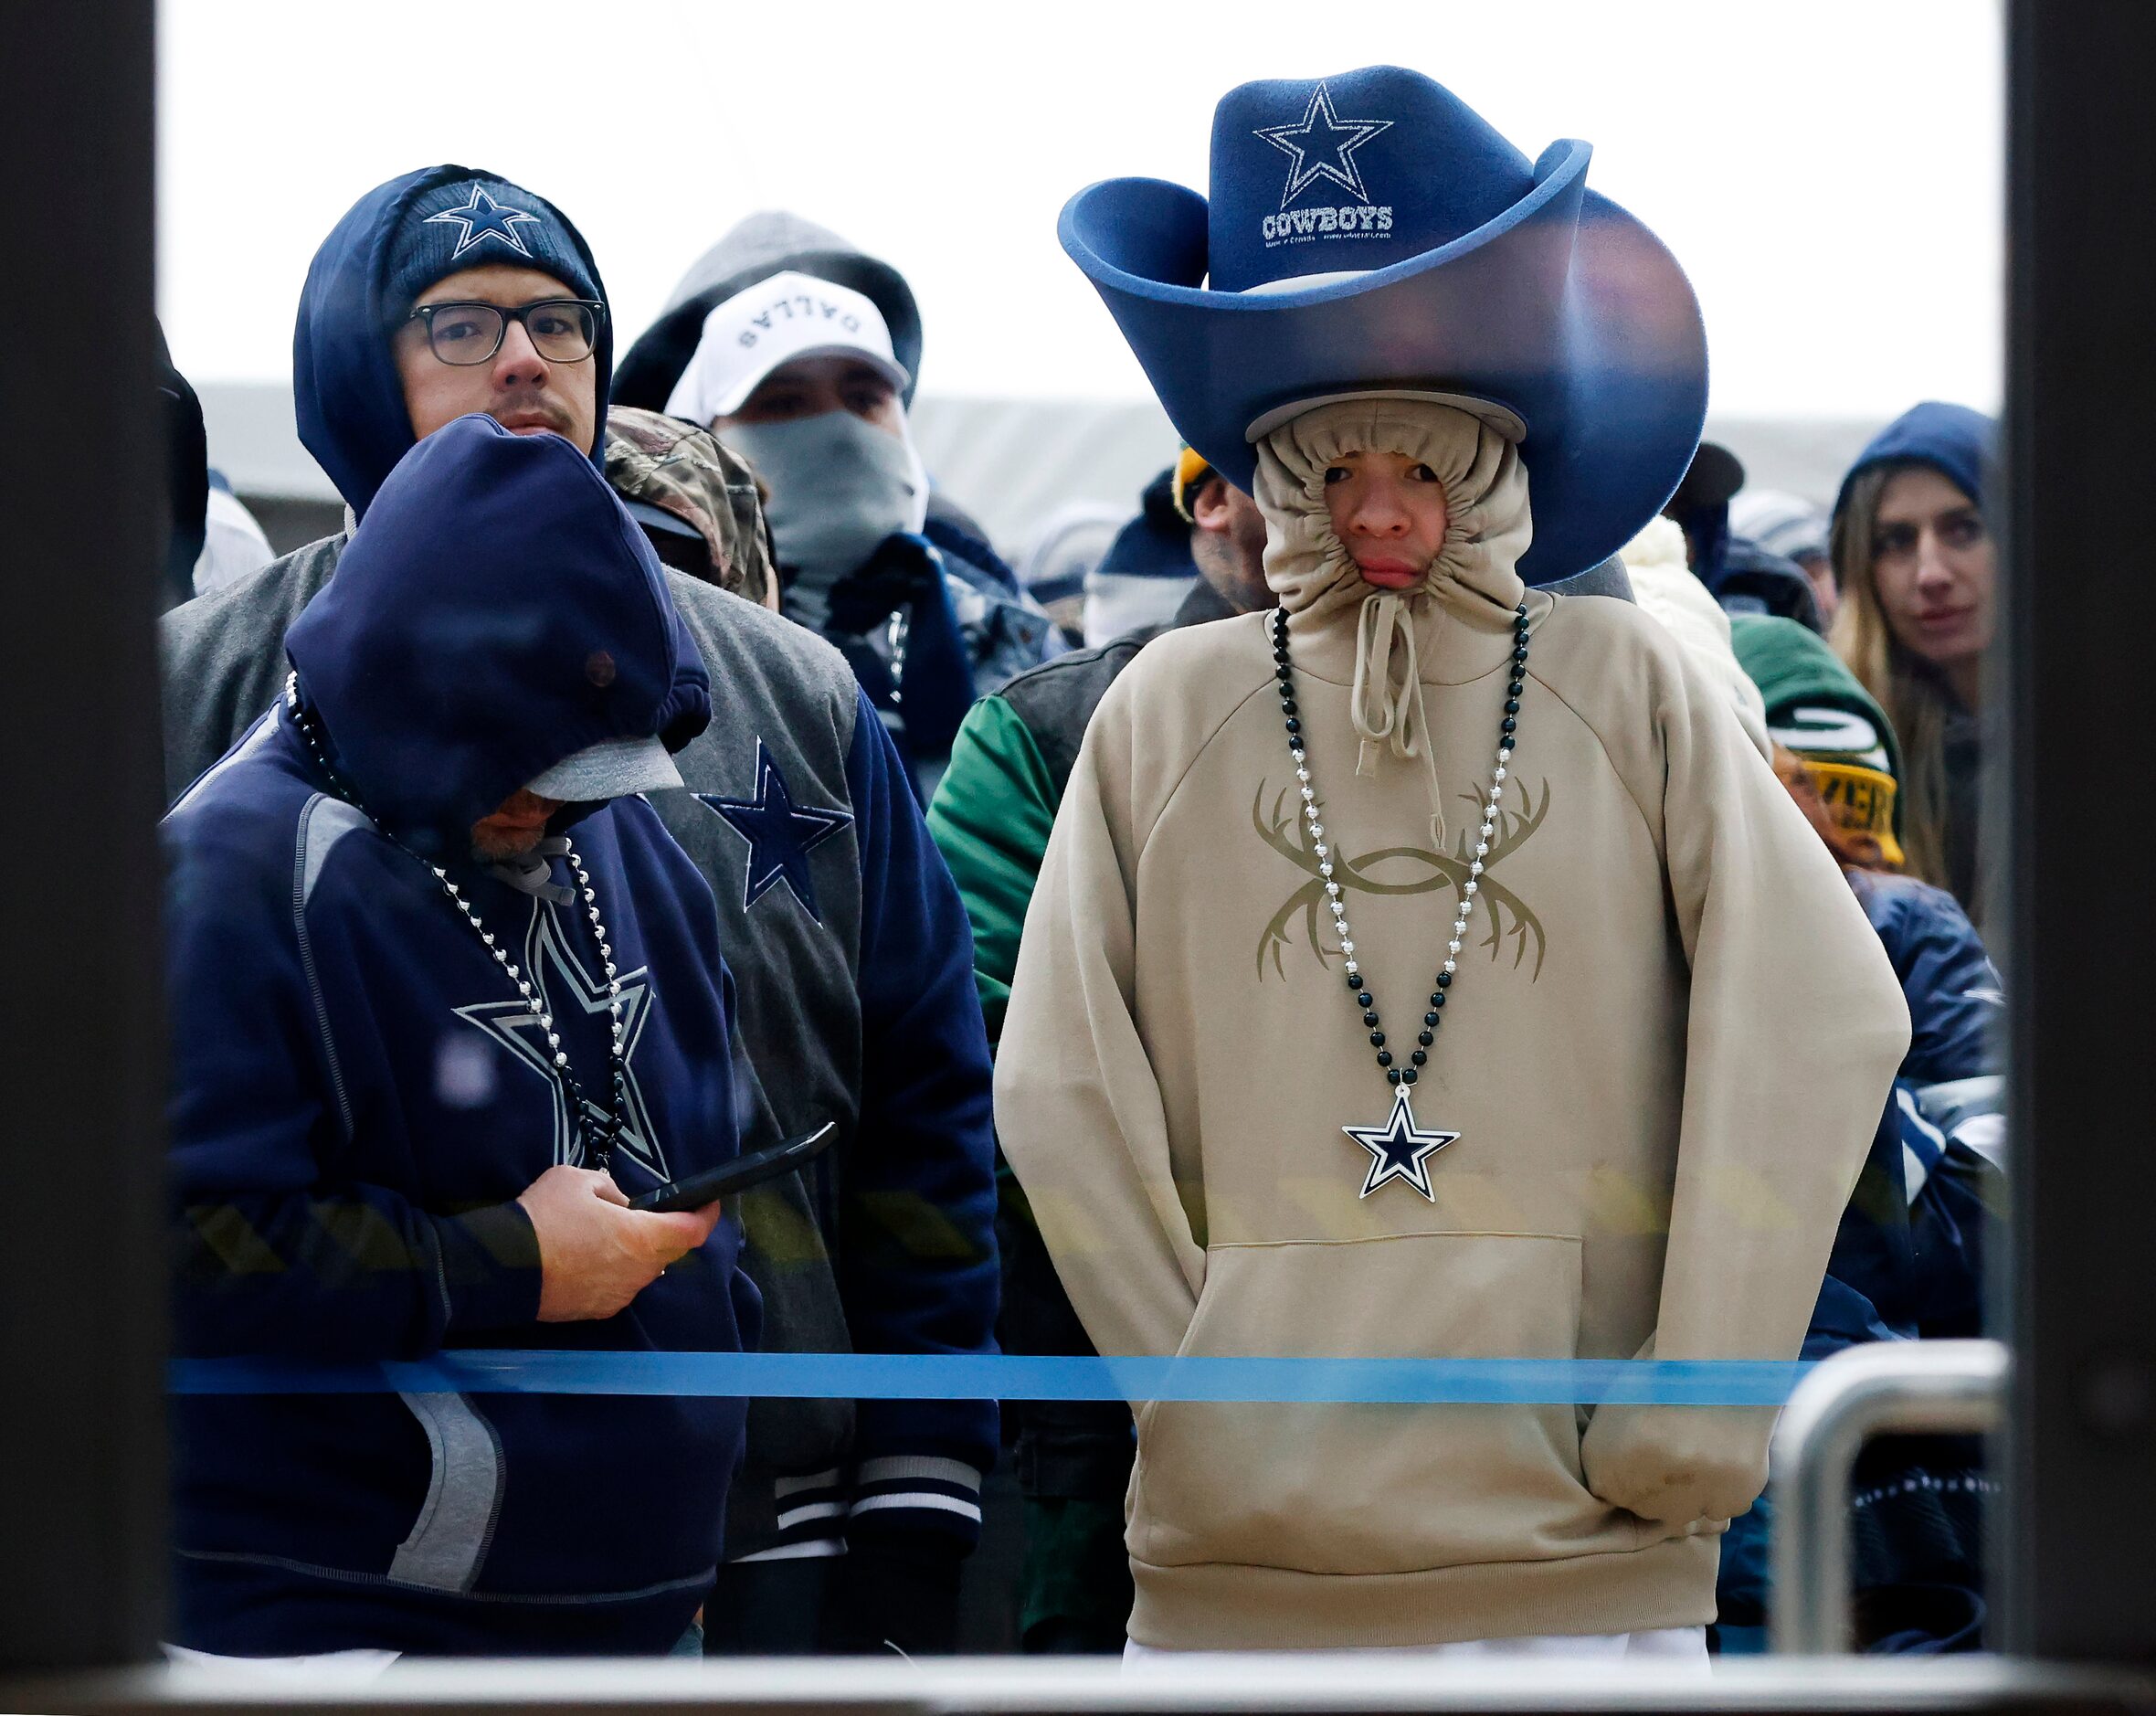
[
  {"x1": 733, "y1": 1467, "x2": 847, "y2": 1562},
  {"x1": 846, "y1": 1455, "x2": 984, "y2": 1552}
]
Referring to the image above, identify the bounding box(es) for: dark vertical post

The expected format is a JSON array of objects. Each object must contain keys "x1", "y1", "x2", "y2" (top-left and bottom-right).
[
  {"x1": 2005, "y1": 0, "x2": 2156, "y2": 1664},
  {"x1": 0, "y1": 0, "x2": 166, "y2": 1669}
]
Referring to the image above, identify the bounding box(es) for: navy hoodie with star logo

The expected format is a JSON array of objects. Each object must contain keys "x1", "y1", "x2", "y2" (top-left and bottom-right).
[{"x1": 164, "y1": 417, "x2": 758, "y2": 1656}]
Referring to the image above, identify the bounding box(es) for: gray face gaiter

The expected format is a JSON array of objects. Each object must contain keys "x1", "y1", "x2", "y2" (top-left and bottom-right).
[{"x1": 722, "y1": 411, "x2": 929, "y2": 632}]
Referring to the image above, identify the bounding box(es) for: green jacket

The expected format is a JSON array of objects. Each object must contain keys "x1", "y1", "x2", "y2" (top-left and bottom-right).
[{"x1": 928, "y1": 581, "x2": 1233, "y2": 1041}]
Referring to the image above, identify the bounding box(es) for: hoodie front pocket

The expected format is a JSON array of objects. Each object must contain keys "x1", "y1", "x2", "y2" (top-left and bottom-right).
[{"x1": 1131, "y1": 1234, "x2": 1611, "y2": 1576}]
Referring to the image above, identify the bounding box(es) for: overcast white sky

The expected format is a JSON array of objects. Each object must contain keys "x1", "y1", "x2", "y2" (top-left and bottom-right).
[{"x1": 157, "y1": 0, "x2": 2003, "y2": 418}]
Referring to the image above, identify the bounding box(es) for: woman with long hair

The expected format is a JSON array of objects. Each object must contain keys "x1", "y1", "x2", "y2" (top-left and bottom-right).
[{"x1": 1828, "y1": 403, "x2": 1996, "y2": 917}]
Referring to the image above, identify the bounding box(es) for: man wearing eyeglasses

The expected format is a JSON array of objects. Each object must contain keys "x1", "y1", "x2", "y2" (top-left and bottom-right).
[
  {"x1": 162, "y1": 167, "x2": 1000, "y2": 1660},
  {"x1": 397, "y1": 290, "x2": 604, "y2": 445}
]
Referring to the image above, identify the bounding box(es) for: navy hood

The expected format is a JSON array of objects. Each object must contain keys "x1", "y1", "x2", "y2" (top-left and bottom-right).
[
  {"x1": 294, "y1": 165, "x2": 611, "y2": 518},
  {"x1": 285, "y1": 415, "x2": 708, "y2": 857},
  {"x1": 1833, "y1": 402, "x2": 1994, "y2": 524}
]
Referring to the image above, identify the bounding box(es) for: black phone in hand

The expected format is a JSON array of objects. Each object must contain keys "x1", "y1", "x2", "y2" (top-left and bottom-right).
[{"x1": 628, "y1": 1121, "x2": 837, "y2": 1213}]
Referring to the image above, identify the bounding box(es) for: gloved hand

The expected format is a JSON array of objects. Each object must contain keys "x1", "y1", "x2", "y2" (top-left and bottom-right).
[
  {"x1": 825, "y1": 533, "x2": 945, "y2": 635},
  {"x1": 821, "y1": 1536, "x2": 964, "y2": 1657}
]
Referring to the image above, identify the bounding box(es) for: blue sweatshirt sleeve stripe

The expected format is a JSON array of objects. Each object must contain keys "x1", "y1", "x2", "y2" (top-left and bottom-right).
[
  {"x1": 840, "y1": 687, "x2": 1000, "y2": 1548},
  {"x1": 166, "y1": 799, "x2": 544, "y2": 1359}
]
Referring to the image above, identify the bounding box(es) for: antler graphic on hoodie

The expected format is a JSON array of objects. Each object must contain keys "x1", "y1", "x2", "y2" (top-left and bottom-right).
[{"x1": 1252, "y1": 778, "x2": 1549, "y2": 983}]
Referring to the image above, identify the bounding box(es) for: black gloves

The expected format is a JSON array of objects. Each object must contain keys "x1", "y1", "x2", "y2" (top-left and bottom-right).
[{"x1": 824, "y1": 534, "x2": 945, "y2": 636}]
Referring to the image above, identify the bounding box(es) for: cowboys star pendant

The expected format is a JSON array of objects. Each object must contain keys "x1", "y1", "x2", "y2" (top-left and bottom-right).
[{"x1": 1343, "y1": 1087, "x2": 1459, "y2": 1201}]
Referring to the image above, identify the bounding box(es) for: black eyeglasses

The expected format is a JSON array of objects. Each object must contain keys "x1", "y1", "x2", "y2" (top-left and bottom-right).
[{"x1": 403, "y1": 299, "x2": 606, "y2": 366}]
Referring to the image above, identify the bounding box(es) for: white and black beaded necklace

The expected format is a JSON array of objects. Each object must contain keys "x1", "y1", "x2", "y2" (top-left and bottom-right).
[
  {"x1": 282, "y1": 673, "x2": 633, "y2": 1174},
  {"x1": 1270, "y1": 599, "x2": 1531, "y2": 1201}
]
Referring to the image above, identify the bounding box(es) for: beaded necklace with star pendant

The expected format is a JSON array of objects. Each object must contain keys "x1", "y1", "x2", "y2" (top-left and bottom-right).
[
  {"x1": 1268, "y1": 600, "x2": 1531, "y2": 1200},
  {"x1": 282, "y1": 673, "x2": 634, "y2": 1173}
]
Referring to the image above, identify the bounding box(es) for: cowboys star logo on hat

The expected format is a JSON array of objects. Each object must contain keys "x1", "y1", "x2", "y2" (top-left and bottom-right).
[
  {"x1": 1253, "y1": 82, "x2": 1392, "y2": 209},
  {"x1": 426, "y1": 185, "x2": 541, "y2": 260}
]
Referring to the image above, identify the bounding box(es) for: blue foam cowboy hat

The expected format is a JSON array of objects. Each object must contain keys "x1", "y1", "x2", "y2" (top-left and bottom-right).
[{"x1": 1059, "y1": 66, "x2": 1708, "y2": 584}]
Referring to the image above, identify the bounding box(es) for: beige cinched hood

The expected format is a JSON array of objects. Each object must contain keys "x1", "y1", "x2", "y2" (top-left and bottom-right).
[{"x1": 1252, "y1": 399, "x2": 1537, "y2": 846}]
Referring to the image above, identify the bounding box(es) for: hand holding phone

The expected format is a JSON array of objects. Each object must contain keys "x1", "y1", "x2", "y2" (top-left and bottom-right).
[{"x1": 518, "y1": 1165, "x2": 724, "y2": 1322}]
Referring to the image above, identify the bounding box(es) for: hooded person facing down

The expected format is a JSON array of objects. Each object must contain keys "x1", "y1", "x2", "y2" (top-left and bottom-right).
[
  {"x1": 615, "y1": 215, "x2": 1056, "y2": 799},
  {"x1": 165, "y1": 417, "x2": 750, "y2": 1656},
  {"x1": 160, "y1": 168, "x2": 999, "y2": 1659},
  {"x1": 998, "y1": 68, "x2": 1910, "y2": 1655}
]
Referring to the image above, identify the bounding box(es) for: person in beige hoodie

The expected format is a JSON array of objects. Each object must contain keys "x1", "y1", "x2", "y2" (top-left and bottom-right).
[{"x1": 998, "y1": 68, "x2": 1913, "y2": 1658}]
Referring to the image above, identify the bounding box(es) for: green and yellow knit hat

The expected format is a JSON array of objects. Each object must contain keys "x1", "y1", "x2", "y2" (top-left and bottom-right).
[{"x1": 1729, "y1": 615, "x2": 1906, "y2": 870}]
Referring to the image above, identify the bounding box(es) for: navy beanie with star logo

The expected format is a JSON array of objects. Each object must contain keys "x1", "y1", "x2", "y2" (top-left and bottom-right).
[{"x1": 386, "y1": 175, "x2": 600, "y2": 321}]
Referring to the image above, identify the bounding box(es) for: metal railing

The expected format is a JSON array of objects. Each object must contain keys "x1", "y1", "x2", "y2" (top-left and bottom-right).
[
  {"x1": 5, "y1": 1651, "x2": 2153, "y2": 1715},
  {"x1": 1768, "y1": 1340, "x2": 2009, "y2": 1655}
]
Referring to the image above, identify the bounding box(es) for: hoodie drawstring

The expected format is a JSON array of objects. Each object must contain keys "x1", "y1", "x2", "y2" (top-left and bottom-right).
[{"x1": 1349, "y1": 588, "x2": 1449, "y2": 850}]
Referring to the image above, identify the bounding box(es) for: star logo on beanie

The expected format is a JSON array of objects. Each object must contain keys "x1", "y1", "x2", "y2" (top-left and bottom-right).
[
  {"x1": 1254, "y1": 83, "x2": 1392, "y2": 210},
  {"x1": 425, "y1": 184, "x2": 541, "y2": 260}
]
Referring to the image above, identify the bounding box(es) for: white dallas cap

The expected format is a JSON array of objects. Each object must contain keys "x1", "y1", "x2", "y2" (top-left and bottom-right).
[
  {"x1": 526, "y1": 734, "x2": 683, "y2": 802},
  {"x1": 662, "y1": 270, "x2": 913, "y2": 426}
]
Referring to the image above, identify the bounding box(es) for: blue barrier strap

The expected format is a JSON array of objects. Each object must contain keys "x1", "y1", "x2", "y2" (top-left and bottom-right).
[{"x1": 171, "y1": 1352, "x2": 1812, "y2": 1406}]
